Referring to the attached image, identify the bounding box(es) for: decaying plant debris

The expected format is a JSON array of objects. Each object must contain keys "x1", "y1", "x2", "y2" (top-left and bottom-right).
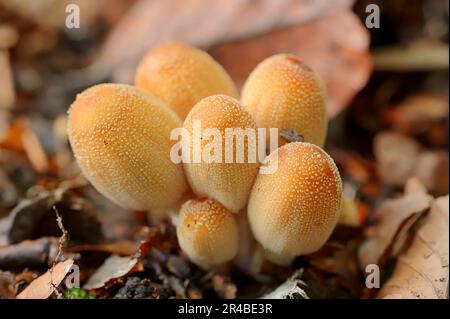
[{"x1": 0, "y1": 0, "x2": 448, "y2": 299}]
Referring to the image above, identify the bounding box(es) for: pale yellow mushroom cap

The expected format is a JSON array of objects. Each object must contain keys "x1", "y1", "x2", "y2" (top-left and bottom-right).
[
  {"x1": 67, "y1": 83, "x2": 187, "y2": 212},
  {"x1": 183, "y1": 94, "x2": 259, "y2": 213},
  {"x1": 177, "y1": 198, "x2": 239, "y2": 268},
  {"x1": 248, "y1": 142, "x2": 342, "y2": 264},
  {"x1": 241, "y1": 53, "x2": 328, "y2": 147},
  {"x1": 135, "y1": 42, "x2": 238, "y2": 119}
]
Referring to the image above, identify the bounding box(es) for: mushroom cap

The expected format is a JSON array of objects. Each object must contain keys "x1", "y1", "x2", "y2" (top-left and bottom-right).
[
  {"x1": 135, "y1": 42, "x2": 238, "y2": 119},
  {"x1": 177, "y1": 198, "x2": 239, "y2": 268},
  {"x1": 67, "y1": 83, "x2": 187, "y2": 211},
  {"x1": 241, "y1": 53, "x2": 328, "y2": 147},
  {"x1": 183, "y1": 94, "x2": 259, "y2": 213},
  {"x1": 247, "y1": 142, "x2": 342, "y2": 262}
]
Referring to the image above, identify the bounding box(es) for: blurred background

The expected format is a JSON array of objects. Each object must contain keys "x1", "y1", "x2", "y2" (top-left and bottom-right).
[
  {"x1": 0, "y1": 0, "x2": 448, "y2": 299},
  {"x1": 0, "y1": 0, "x2": 448, "y2": 209}
]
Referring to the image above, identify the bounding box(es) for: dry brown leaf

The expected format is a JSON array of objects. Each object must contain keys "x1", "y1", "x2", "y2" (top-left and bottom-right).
[
  {"x1": 98, "y1": 0, "x2": 355, "y2": 84},
  {"x1": 386, "y1": 94, "x2": 449, "y2": 135},
  {"x1": 16, "y1": 258, "x2": 74, "y2": 299},
  {"x1": 373, "y1": 131, "x2": 422, "y2": 186},
  {"x1": 0, "y1": 118, "x2": 49, "y2": 172},
  {"x1": 83, "y1": 255, "x2": 139, "y2": 290},
  {"x1": 358, "y1": 191, "x2": 433, "y2": 269},
  {"x1": 378, "y1": 195, "x2": 449, "y2": 299},
  {"x1": 307, "y1": 241, "x2": 362, "y2": 296},
  {"x1": 414, "y1": 151, "x2": 449, "y2": 195},
  {"x1": 210, "y1": 9, "x2": 371, "y2": 118},
  {"x1": 374, "y1": 131, "x2": 449, "y2": 194}
]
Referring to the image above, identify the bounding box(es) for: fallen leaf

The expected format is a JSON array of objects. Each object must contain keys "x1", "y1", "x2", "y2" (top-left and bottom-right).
[
  {"x1": 358, "y1": 191, "x2": 433, "y2": 270},
  {"x1": 83, "y1": 255, "x2": 139, "y2": 290},
  {"x1": 414, "y1": 151, "x2": 449, "y2": 195},
  {"x1": 0, "y1": 271, "x2": 16, "y2": 298},
  {"x1": 386, "y1": 94, "x2": 449, "y2": 136},
  {"x1": 98, "y1": 0, "x2": 354, "y2": 84},
  {"x1": 210, "y1": 9, "x2": 372, "y2": 117},
  {"x1": 16, "y1": 258, "x2": 74, "y2": 299},
  {"x1": 378, "y1": 195, "x2": 449, "y2": 299},
  {"x1": 0, "y1": 118, "x2": 48, "y2": 172},
  {"x1": 374, "y1": 131, "x2": 449, "y2": 194},
  {"x1": 373, "y1": 131, "x2": 422, "y2": 187}
]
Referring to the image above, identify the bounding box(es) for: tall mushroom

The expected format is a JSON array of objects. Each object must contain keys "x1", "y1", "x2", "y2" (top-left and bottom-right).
[
  {"x1": 135, "y1": 42, "x2": 238, "y2": 119},
  {"x1": 241, "y1": 54, "x2": 328, "y2": 147},
  {"x1": 67, "y1": 83, "x2": 187, "y2": 213},
  {"x1": 183, "y1": 94, "x2": 259, "y2": 213},
  {"x1": 248, "y1": 142, "x2": 342, "y2": 265}
]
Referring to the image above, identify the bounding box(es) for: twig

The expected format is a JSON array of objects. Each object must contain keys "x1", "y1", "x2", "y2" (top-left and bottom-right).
[{"x1": 49, "y1": 206, "x2": 70, "y2": 298}]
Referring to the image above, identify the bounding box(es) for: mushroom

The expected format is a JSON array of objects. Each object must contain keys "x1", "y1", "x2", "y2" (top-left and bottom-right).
[
  {"x1": 0, "y1": 25, "x2": 18, "y2": 109},
  {"x1": 241, "y1": 54, "x2": 328, "y2": 147},
  {"x1": 67, "y1": 83, "x2": 187, "y2": 212},
  {"x1": 183, "y1": 94, "x2": 259, "y2": 213},
  {"x1": 177, "y1": 198, "x2": 239, "y2": 268},
  {"x1": 247, "y1": 142, "x2": 342, "y2": 265},
  {"x1": 135, "y1": 42, "x2": 238, "y2": 119}
]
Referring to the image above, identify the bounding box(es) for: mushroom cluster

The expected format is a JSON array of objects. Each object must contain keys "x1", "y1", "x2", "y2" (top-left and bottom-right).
[{"x1": 68, "y1": 42, "x2": 342, "y2": 270}]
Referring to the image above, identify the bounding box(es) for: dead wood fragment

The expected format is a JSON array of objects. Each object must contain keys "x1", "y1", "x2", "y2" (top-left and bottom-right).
[
  {"x1": 0, "y1": 237, "x2": 59, "y2": 270},
  {"x1": 0, "y1": 185, "x2": 103, "y2": 245}
]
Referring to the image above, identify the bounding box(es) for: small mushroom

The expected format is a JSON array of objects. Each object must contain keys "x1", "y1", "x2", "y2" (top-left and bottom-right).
[
  {"x1": 247, "y1": 142, "x2": 342, "y2": 265},
  {"x1": 67, "y1": 83, "x2": 187, "y2": 212},
  {"x1": 135, "y1": 42, "x2": 238, "y2": 119},
  {"x1": 177, "y1": 198, "x2": 239, "y2": 268},
  {"x1": 0, "y1": 25, "x2": 19, "y2": 109},
  {"x1": 241, "y1": 54, "x2": 328, "y2": 147},
  {"x1": 183, "y1": 94, "x2": 259, "y2": 213}
]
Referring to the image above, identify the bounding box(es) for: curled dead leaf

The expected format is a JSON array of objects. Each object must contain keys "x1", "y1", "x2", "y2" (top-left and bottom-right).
[
  {"x1": 83, "y1": 255, "x2": 140, "y2": 290},
  {"x1": 358, "y1": 191, "x2": 433, "y2": 270},
  {"x1": 378, "y1": 195, "x2": 449, "y2": 299}
]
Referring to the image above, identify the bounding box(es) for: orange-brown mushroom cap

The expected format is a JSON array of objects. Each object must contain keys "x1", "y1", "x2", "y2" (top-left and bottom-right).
[
  {"x1": 183, "y1": 94, "x2": 259, "y2": 213},
  {"x1": 67, "y1": 83, "x2": 187, "y2": 212},
  {"x1": 247, "y1": 142, "x2": 342, "y2": 263},
  {"x1": 177, "y1": 198, "x2": 239, "y2": 268},
  {"x1": 241, "y1": 53, "x2": 328, "y2": 147},
  {"x1": 135, "y1": 42, "x2": 238, "y2": 119}
]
